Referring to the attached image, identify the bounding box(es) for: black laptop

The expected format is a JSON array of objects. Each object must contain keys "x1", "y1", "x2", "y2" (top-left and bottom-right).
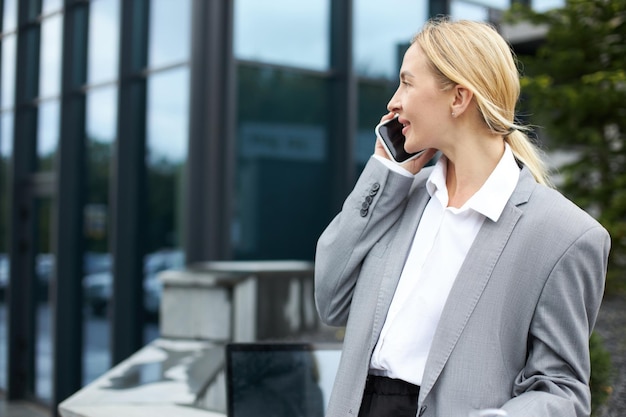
[{"x1": 226, "y1": 342, "x2": 342, "y2": 417}]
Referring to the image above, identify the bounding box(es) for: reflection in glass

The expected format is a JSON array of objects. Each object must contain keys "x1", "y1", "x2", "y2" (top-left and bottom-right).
[
  {"x1": 35, "y1": 197, "x2": 53, "y2": 404},
  {"x1": 88, "y1": 0, "x2": 120, "y2": 85},
  {"x1": 235, "y1": 0, "x2": 329, "y2": 70},
  {"x1": 235, "y1": 64, "x2": 332, "y2": 260},
  {"x1": 83, "y1": 87, "x2": 117, "y2": 385},
  {"x1": 2, "y1": 0, "x2": 17, "y2": 32},
  {"x1": 356, "y1": 80, "x2": 396, "y2": 171},
  {"x1": 39, "y1": 14, "x2": 63, "y2": 98},
  {"x1": 0, "y1": 111, "x2": 14, "y2": 391},
  {"x1": 42, "y1": 0, "x2": 63, "y2": 15},
  {"x1": 0, "y1": 300, "x2": 6, "y2": 390},
  {"x1": 145, "y1": 68, "x2": 189, "y2": 341},
  {"x1": 451, "y1": 1, "x2": 489, "y2": 22},
  {"x1": 456, "y1": 0, "x2": 509, "y2": 10},
  {"x1": 148, "y1": 0, "x2": 191, "y2": 67},
  {"x1": 227, "y1": 345, "x2": 342, "y2": 415},
  {"x1": 147, "y1": 68, "x2": 189, "y2": 165},
  {"x1": 37, "y1": 100, "x2": 60, "y2": 171},
  {"x1": 354, "y1": 0, "x2": 426, "y2": 78},
  {"x1": 1, "y1": 35, "x2": 17, "y2": 109},
  {"x1": 0, "y1": 112, "x2": 13, "y2": 257},
  {"x1": 41, "y1": 0, "x2": 63, "y2": 14}
]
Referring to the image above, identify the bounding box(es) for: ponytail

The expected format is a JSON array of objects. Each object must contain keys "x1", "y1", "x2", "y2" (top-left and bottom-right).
[{"x1": 505, "y1": 130, "x2": 553, "y2": 187}]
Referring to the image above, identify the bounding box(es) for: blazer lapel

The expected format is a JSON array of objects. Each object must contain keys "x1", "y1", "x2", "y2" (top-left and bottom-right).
[{"x1": 418, "y1": 168, "x2": 536, "y2": 403}]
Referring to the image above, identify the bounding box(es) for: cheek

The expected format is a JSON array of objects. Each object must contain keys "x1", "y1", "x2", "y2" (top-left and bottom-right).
[{"x1": 405, "y1": 110, "x2": 446, "y2": 150}]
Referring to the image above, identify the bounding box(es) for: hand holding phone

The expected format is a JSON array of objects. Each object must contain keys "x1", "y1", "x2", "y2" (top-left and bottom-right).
[{"x1": 375, "y1": 116, "x2": 426, "y2": 164}]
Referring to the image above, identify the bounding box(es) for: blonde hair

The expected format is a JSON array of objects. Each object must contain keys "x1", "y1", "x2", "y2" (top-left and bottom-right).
[{"x1": 413, "y1": 18, "x2": 552, "y2": 187}]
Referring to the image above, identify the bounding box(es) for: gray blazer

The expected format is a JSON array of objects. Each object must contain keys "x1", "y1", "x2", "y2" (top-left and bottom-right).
[{"x1": 315, "y1": 157, "x2": 610, "y2": 417}]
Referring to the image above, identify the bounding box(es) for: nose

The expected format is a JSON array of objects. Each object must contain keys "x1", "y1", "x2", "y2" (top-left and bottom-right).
[{"x1": 387, "y1": 89, "x2": 401, "y2": 113}]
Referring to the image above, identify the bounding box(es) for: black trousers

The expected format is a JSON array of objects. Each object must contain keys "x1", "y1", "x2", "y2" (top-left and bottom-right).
[{"x1": 357, "y1": 375, "x2": 420, "y2": 417}]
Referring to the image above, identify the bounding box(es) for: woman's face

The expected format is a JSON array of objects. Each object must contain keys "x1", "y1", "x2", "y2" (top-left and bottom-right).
[{"x1": 387, "y1": 44, "x2": 453, "y2": 153}]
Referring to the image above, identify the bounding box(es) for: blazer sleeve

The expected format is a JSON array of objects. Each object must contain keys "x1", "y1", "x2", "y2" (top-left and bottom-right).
[
  {"x1": 314, "y1": 157, "x2": 417, "y2": 326},
  {"x1": 502, "y1": 224, "x2": 610, "y2": 417}
]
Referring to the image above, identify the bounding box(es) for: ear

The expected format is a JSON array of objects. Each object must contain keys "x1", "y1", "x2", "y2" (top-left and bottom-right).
[{"x1": 450, "y1": 84, "x2": 474, "y2": 117}]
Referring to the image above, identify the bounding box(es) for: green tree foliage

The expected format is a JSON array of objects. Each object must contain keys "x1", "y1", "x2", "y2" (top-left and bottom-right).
[
  {"x1": 589, "y1": 332, "x2": 613, "y2": 415},
  {"x1": 507, "y1": 0, "x2": 626, "y2": 293}
]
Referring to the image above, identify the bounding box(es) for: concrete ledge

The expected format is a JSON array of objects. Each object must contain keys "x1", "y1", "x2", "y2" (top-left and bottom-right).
[
  {"x1": 59, "y1": 339, "x2": 227, "y2": 417},
  {"x1": 159, "y1": 261, "x2": 317, "y2": 341},
  {"x1": 60, "y1": 405, "x2": 224, "y2": 417}
]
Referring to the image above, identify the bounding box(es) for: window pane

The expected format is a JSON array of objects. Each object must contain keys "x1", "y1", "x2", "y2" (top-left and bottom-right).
[
  {"x1": 2, "y1": 0, "x2": 18, "y2": 32},
  {"x1": 42, "y1": 0, "x2": 63, "y2": 15},
  {"x1": 0, "y1": 289, "x2": 6, "y2": 390},
  {"x1": 82, "y1": 86, "x2": 117, "y2": 385},
  {"x1": 0, "y1": 110, "x2": 14, "y2": 391},
  {"x1": 88, "y1": 0, "x2": 120, "y2": 84},
  {"x1": 35, "y1": 197, "x2": 53, "y2": 404},
  {"x1": 235, "y1": 0, "x2": 330, "y2": 70},
  {"x1": 356, "y1": 80, "x2": 396, "y2": 172},
  {"x1": 0, "y1": 112, "x2": 12, "y2": 255},
  {"x1": 235, "y1": 64, "x2": 332, "y2": 260},
  {"x1": 145, "y1": 67, "x2": 189, "y2": 339},
  {"x1": 1, "y1": 35, "x2": 16, "y2": 109},
  {"x1": 451, "y1": 0, "x2": 489, "y2": 21},
  {"x1": 35, "y1": 299, "x2": 53, "y2": 403},
  {"x1": 456, "y1": 0, "x2": 509, "y2": 10},
  {"x1": 148, "y1": 0, "x2": 191, "y2": 67},
  {"x1": 147, "y1": 68, "x2": 189, "y2": 164},
  {"x1": 354, "y1": 0, "x2": 427, "y2": 79},
  {"x1": 37, "y1": 100, "x2": 60, "y2": 171},
  {"x1": 39, "y1": 14, "x2": 63, "y2": 98}
]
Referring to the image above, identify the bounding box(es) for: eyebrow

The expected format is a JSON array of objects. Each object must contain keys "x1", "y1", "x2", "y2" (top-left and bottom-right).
[{"x1": 400, "y1": 71, "x2": 415, "y2": 80}]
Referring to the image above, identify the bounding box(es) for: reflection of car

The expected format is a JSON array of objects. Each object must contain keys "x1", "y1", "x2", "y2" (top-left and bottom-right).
[
  {"x1": 82, "y1": 252, "x2": 113, "y2": 315},
  {"x1": 0, "y1": 253, "x2": 8, "y2": 299},
  {"x1": 36, "y1": 253, "x2": 55, "y2": 302},
  {"x1": 84, "y1": 252, "x2": 113, "y2": 275},
  {"x1": 0, "y1": 253, "x2": 57, "y2": 302},
  {"x1": 143, "y1": 250, "x2": 185, "y2": 319},
  {"x1": 83, "y1": 272, "x2": 112, "y2": 315},
  {"x1": 83, "y1": 249, "x2": 184, "y2": 319},
  {"x1": 0, "y1": 253, "x2": 53, "y2": 302}
]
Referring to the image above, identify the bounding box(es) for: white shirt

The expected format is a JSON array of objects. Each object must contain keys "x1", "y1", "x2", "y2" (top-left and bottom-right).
[{"x1": 369, "y1": 144, "x2": 520, "y2": 385}]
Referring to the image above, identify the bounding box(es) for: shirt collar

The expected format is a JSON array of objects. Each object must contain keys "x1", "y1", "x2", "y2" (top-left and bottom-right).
[{"x1": 426, "y1": 143, "x2": 520, "y2": 222}]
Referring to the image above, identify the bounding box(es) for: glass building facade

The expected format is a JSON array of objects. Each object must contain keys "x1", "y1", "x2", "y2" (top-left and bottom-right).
[{"x1": 0, "y1": 0, "x2": 561, "y2": 414}]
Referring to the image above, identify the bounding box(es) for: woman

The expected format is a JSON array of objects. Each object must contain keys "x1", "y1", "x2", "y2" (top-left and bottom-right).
[{"x1": 315, "y1": 18, "x2": 610, "y2": 417}]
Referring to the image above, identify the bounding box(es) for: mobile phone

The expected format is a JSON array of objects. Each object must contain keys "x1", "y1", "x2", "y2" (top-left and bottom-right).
[{"x1": 375, "y1": 116, "x2": 425, "y2": 164}]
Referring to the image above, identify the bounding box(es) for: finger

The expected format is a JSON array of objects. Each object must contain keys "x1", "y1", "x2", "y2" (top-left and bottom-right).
[
  {"x1": 379, "y1": 111, "x2": 396, "y2": 124},
  {"x1": 401, "y1": 148, "x2": 438, "y2": 173}
]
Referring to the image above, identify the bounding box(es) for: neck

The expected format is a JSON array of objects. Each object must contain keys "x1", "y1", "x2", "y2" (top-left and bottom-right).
[{"x1": 444, "y1": 134, "x2": 504, "y2": 208}]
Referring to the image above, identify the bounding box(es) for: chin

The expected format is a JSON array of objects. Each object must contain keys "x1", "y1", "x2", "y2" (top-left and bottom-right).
[{"x1": 404, "y1": 142, "x2": 420, "y2": 154}]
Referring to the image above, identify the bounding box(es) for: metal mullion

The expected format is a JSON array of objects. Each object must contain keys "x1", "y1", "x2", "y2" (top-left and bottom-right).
[
  {"x1": 184, "y1": 0, "x2": 235, "y2": 262},
  {"x1": 329, "y1": 0, "x2": 356, "y2": 211},
  {"x1": 110, "y1": 0, "x2": 150, "y2": 366},
  {"x1": 429, "y1": 0, "x2": 451, "y2": 17},
  {"x1": 7, "y1": 0, "x2": 41, "y2": 401},
  {"x1": 50, "y1": 0, "x2": 88, "y2": 414}
]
